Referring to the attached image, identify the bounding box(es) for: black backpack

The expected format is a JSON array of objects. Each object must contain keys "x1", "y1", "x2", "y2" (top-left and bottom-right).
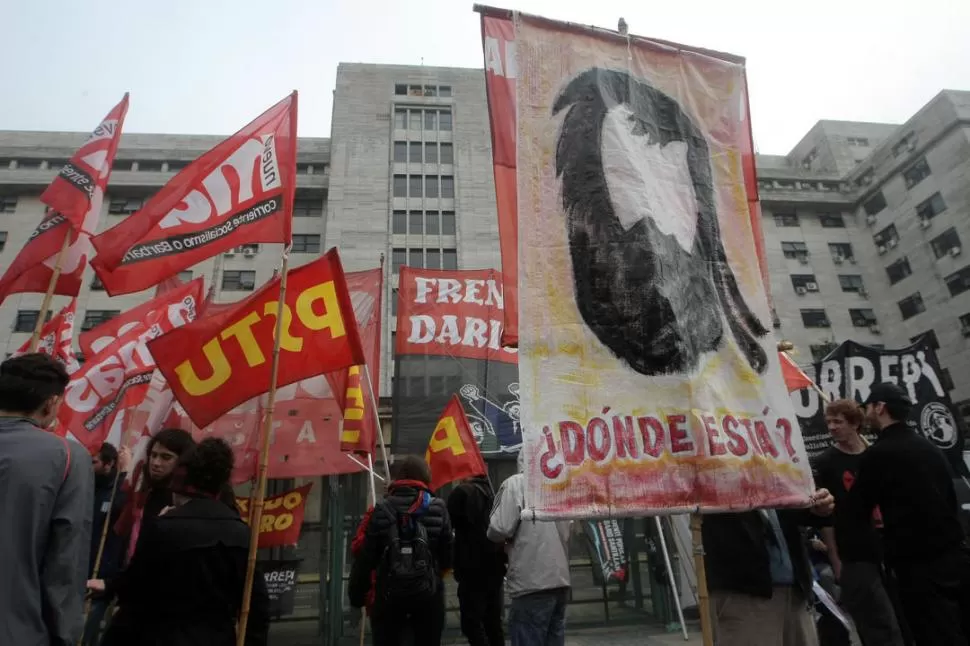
[{"x1": 378, "y1": 503, "x2": 438, "y2": 606}]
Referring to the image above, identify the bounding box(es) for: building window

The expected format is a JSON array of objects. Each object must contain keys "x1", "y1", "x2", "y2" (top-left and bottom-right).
[
  {"x1": 409, "y1": 175, "x2": 423, "y2": 198},
  {"x1": 291, "y1": 234, "x2": 320, "y2": 254},
  {"x1": 137, "y1": 161, "x2": 163, "y2": 172},
  {"x1": 392, "y1": 248, "x2": 406, "y2": 274},
  {"x1": 849, "y1": 308, "x2": 878, "y2": 327},
  {"x1": 424, "y1": 143, "x2": 438, "y2": 164},
  {"x1": 424, "y1": 111, "x2": 437, "y2": 131},
  {"x1": 439, "y1": 111, "x2": 453, "y2": 131},
  {"x1": 394, "y1": 109, "x2": 407, "y2": 129},
  {"x1": 91, "y1": 275, "x2": 105, "y2": 291},
  {"x1": 873, "y1": 224, "x2": 899, "y2": 251},
  {"x1": 944, "y1": 266, "x2": 970, "y2": 298},
  {"x1": 0, "y1": 231, "x2": 6, "y2": 252},
  {"x1": 443, "y1": 249, "x2": 458, "y2": 270},
  {"x1": 408, "y1": 142, "x2": 423, "y2": 164},
  {"x1": 892, "y1": 133, "x2": 916, "y2": 158},
  {"x1": 391, "y1": 289, "x2": 398, "y2": 317},
  {"x1": 439, "y1": 86, "x2": 452, "y2": 97},
  {"x1": 847, "y1": 136, "x2": 870, "y2": 147},
  {"x1": 810, "y1": 342, "x2": 838, "y2": 362},
  {"x1": 440, "y1": 143, "x2": 454, "y2": 165},
  {"x1": 898, "y1": 292, "x2": 926, "y2": 321},
  {"x1": 781, "y1": 241, "x2": 809, "y2": 260},
  {"x1": 440, "y1": 176, "x2": 455, "y2": 199},
  {"x1": 886, "y1": 257, "x2": 912, "y2": 285},
  {"x1": 409, "y1": 248, "x2": 423, "y2": 268},
  {"x1": 293, "y1": 198, "x2": 323, "y2": 218},
  {"x1": 819, "y1": 213, "x2": 845, "y2": 228},
  {"x1": 393, "y1": 142, "x2": 407, "y2": 163},
  {"x1": 909, "y1": 330, "x2": 940, "y2": 350},
  {"x1": 409, "y1": 111, "x2": 422, "y2": 130},
  {"x1": 178, "y1": 270, "x2": 193, "y2": 282},
  {"x1": 108, "y1": 197, "x2": 144, "y2": 215},
  {"x1": 838, "y1": 275, "x2": 865, "y2": 293},
  {"x1": 790, "y1": 274, "x2": 818, "y2": 292},
  {"x1": 408, "y1": 211, "x2": 423, "y2": 235},
  {"x1": 222, "y1": 270, "x2": 256, "y2": 291},
  {"x1": 800, "y1": 309, "x2": 831, "y2": 328},
  {"x1": 916, "y1": 192, "x2": 946, "y2": 221},
  {"x1": 392, "y1": 210, "x2": 407, "y2": 234},
  {"x1": 425, "y1": 249, "x2": 440, "y2": 269},
  {"x1": 863, "y1": 192, "x2": 887, "y2": 216},
  {"x1": 773, "y1": 211, "x2": 798, "y2": 227},
  {"x1": 423, "y1": 85, "x2": 437, "y2": 97},
  {"x1": 394, "y1": 84, "x2": 407, "y2": 96},
  {"x1": 961, "y1": 313, "x2": 970, "y2": 334},
  {"x1": 81, "y1": 310, "x2": 120, "y2": 331},
  {"x1": 930, "y1": 228, "x2": 961, "y2": 259},
  {"x1": 167, "y1": 161, "x2": 186, "y2": 172},
  {"x1": 0, "y1": 196, "x2": 17, "y2": 213},
  {"x1": 902, "y1": 157, "x2": 931, "y2": 189},
  {"x1": 829, "y1": 242, "x2": 854, "y2": 263},
  {"x1": 441, "y1": 211, "x2": 456, "y2": 236},
  {"x1": 14, "y1": 310, "x2": 51, "y2": 333},
  {"x1": 408, "y1": 85, "x2": 423, "y2": 97},
  {"x1": 393, "y1": 175, "x2": 407, "y2": 198},
  {"x1": 425, "y1": 211, "x2": 439, "y2": 235},
  {"x1": 425, "y1": 176, "x2": 439, "y2": 198}
]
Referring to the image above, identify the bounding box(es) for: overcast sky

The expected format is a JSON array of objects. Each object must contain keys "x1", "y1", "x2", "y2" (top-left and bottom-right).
[{"x1": 3, "y1": 0, "x2": 968, "y2": 155}]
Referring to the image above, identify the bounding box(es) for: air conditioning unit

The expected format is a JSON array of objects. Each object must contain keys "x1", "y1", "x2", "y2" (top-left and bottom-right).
[
  {"x1": 859, "y1": 287, "x2": 869, "y2": 297},
  {"x1": 848, "y1": 256, "x2": 857, "y2": 264},
  {"x1": 806, "y1": 282, "x2": 819, "y2": 292},
  {"x1": 866, "y1": 214, "x2": 877, "y2": 226},
  {"x1": 878, "y1": 245, "x2": 887, "y2": 255},
  {"x1": 920, "y1": 218, "x2": 932, "y2": 229},
  {"x1": 907, "y1": 139, "x2": 917, "y2": 151},
  {"x1": 869, "y1": 324, "x2": 881, "y2": 334},
  {"x1": 243, "y1": 248, "x2": 256, "y2": 257},
  {"x1": 833, "y1": 255, "x2": 844, "y2": 265},
  {"x1": 951, "y1": 246, "x2": 962, "y2": 257},
  {"x1": 795, "y1": 286, "x2": 807, "y2": 296},
  {"x1": 798, "y1": 255, "x2": 810, "y2": 265},
  {"x1": 887, "y1": 239, "x2": 898, "y2": 249},
  {"x1": 223, "y1": 250, "x2": 235, "y2": 257}
]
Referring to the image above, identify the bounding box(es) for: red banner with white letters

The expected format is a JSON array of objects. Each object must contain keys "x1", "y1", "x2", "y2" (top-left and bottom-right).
[{"x1": 14, "y1": 299, "x2": 79, "y2": 374}]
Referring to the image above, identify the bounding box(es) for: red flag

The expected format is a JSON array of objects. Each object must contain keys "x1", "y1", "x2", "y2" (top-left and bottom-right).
[
  {"x1": 91, "y1": 92, "x2": 298, "y2": 295},
  {"x1": 41, "y1": 94, "x2": 130, "y2": 231},
  {"x1": 236, "y1": 484, "x2": 312, "y2": 548},
  {"x1": 14, "y1": 299, "x2": 79, "y2": 374},
  {"x1": 425, "y1": 395, "x2": 487, "y2": 492},
  {"x1": 480, "y1": 12, "x2": 519, "y2": 347},
  {"x1": 780, "y1": 352, "x2": 814, "y2": 392},
  {"x1": 78, "y1": 277, "x2": 205, "y2": 356},
  {"x1": 149, "y1": 248, "x2": 365, "y2": 429}
]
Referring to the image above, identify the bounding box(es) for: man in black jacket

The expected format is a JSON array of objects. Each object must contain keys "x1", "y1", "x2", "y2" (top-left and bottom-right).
[
  {"x1": 702, "y1": 489, "x2": 834, "y2": 645},
  {"x1": 447, "y1": 473, "x2": 507, "y2": 646},
  {"x1": 854, "y1": 382, "x2": 970, "y2": 645}
]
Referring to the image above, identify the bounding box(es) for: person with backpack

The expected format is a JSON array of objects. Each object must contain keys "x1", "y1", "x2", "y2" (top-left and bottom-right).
[
  {"x1": 448, "y1": 472, "x2": 508, "y2": 646},
  {"x1": 349, "y1": 455, "x2": 453, "y2": 646}
]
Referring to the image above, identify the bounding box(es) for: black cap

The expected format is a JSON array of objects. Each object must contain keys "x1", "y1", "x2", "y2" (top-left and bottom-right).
[{"x1": 863, "y1": 382, "x2": 913, "y2": 407}]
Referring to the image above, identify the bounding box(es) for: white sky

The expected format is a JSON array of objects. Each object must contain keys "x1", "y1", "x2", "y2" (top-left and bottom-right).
[{"x1": 2, "y1": 0, "x2": 969, "y2": 155}]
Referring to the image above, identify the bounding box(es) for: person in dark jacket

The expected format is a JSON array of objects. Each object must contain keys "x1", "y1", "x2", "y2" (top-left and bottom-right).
[
  {"x1": 349, "y1": 455, "x2": 454, "y2": 646},
  {"x1": 854, "y1": 382, "x2": 970, "y2": 645},
  {"x1": 92, "y1": 437, "x2": 269, "y2": 646},
  {"x1": 83, "y1": 442, "x2": 130, "y2": 646},
  {"x1": 448, "y1": 473, "x2": 507, "y2": 646},
  {"x1": 702, "y1": 488, "x2": 834, "y2": 646}
]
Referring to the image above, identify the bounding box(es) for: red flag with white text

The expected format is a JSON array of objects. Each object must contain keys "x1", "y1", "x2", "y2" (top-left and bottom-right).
[
  {"x1": 91, "y1": 92, "x2": 298, "y2": 295},
  {"x1": 425, "y1": 395, "x2": 487, "y2": 492},
  {"x1": 14, "y1": 299, "x2": 80, "y2": 374}
]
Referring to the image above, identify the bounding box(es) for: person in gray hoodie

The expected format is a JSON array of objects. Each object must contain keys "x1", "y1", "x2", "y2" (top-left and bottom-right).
[
  {"x1": 0, "y1": 353, "x2": 94, "y2": 646},
  {"x1": 487, "y1": 452, "x2": 571, "y2": 646}
]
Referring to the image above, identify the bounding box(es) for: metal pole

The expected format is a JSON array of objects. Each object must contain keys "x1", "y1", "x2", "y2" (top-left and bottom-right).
[
  {"x1": 655, "y1": 516, "x2": 689, "y2": 641},
  {"x1": 361, "y1": 364, "x2": 392, "y2": 482}
]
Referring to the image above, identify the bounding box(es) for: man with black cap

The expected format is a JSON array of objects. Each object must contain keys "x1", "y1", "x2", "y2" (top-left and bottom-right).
[{"x1": 853, "y1": 382, "x2": 970, "y2": 645}]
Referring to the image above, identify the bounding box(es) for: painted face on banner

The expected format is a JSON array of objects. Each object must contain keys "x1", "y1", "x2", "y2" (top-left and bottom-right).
[{"x1": 553, "y1": 68, "x2": 768, "y2": 377}]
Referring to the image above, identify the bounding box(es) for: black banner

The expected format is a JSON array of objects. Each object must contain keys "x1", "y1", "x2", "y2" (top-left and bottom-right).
[
  {"x1": 583, "y1": 519, "x2": 628, "y2": 585},
  {"x1": 262, "y1": 559, "x2": 300, "y2": 617},
  {"x1": 791, "y1": 339, "x2": 967, "y2": 474},
  {"x1": 392, "y1": 355, "x2": 520, "y2": 458}
]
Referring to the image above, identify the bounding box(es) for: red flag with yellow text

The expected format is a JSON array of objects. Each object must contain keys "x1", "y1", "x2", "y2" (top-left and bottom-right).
[
  {"x1": 91, "y1": 92, "x2": 298, "y2": 295},
  {"x1": 148, "y1": 248, "x2": 365, "y2": 428},
  {"x1": 425, "y1": 395, "x2": 487, "y2": 492},
  {"x1": 236, "y1": 483, "x2": 312, "y2": 548}
]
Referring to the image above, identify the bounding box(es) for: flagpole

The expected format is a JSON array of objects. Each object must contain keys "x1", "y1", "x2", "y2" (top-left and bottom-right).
[
  {"x1": 237, "y1": 247, "x2": 290, "y2": 646},
  {"x1": 29, "y1": 232, "x2": 71, "y2": 352},
  {"x1": 358, "y1": 453, "x2": 378, "y2": 646},
  {"x1": 361, "y1": 364, "x2": 392, "y2": 483},
  {"x1": 690, "y1": 513, "x2": 714, "y2": 646}
]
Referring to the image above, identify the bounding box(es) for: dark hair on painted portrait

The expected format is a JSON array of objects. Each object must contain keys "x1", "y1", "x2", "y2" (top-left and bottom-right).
[{"x1": 552, "y1": 67, "x2": 768, "y2": 376}]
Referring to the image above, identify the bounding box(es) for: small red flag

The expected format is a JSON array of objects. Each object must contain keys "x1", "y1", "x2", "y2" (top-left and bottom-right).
[
  {"x1": 780, "y1": 352, "x2": 814, "y2": 392},
  {"x1": 425, "y1": 395, "x2": 487, "y2": 492},
  {"x1": 14, "y1": 299, "x2": 79, "y2": 374},
  {"x1": 91, "y1": 92, "x2": 298, "y2": 295}
]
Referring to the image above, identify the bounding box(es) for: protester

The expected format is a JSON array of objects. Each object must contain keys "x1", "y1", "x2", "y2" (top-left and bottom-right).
[
  {"x1": 487, "y1": 452, "x2": 571, "y2": 646},
  {"x1": 0, "y1": 353, "x2": 94, "y2": 646},
  {"x1": 852, "y1": 382, "x2": 970, "y2": 645},
  {"x1": 349, "y1": 455, "x2": 453, "y2": 646},
  {"x1": 92, "y1": 437, "x2": 269, "y2": 646},
  {"x1": 701, "y1": 488, "x2": 835, "y2": 646},
  {"x1": 812, "y1": 398, "x2": 904, "y2": 646},
  {"x1": 448, "y1": 472, "x2": 507, "y2": 646},
  {"x1": 83, "y1": 442, "x2": 131, "y2": 646}
]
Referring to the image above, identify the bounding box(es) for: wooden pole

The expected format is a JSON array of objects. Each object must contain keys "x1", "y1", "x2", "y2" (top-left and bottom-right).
[
  {"x1": 236, "y1": 250, "x2": 290, "y2": 646},
  {"x1": 689, "y1": 513, "x2": 714, "y2": 646},
  {"x1": 29, "y1": 232, "x2": 71, "y2": 352},
  {"x1": 361, "y1": 364, "x2": 392, "y2": 483}
]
